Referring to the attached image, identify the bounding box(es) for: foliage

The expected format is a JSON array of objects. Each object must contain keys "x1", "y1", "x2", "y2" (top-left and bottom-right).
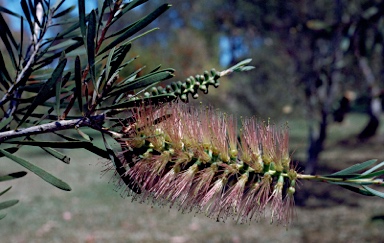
[
  {"x1": 0, "y1": 0, "x2": 252, "y2": 219},
  {"x1": 0, "y1": 0, "x2": 383, "y2": 228}
]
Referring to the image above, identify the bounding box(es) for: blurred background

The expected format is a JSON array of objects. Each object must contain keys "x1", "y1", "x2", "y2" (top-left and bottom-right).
[{"x1": 1, "y1": 0, "x2": 384, "y2": 242}]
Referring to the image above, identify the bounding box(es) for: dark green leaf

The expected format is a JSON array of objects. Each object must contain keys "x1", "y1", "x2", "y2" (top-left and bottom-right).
[
  {"x1": 110, "y1": 0, "x2": 149, "y2": 26},
  {"x1": 106, "y1": 20, "x2": 138, "y2": 39},
  {"x1": 54, "y1": 132, "x2": 110, "y2": 159},
  {"x1": 108, "y1": 43, "x2": 131, "y2": 80},
  {"x1": 0, "y1": 115, "x2": 13, "y2": 131},
  {"x1": 98, "y1": 4, "x2": 171, "y2": 55},
  {"x1": 322, "y1": 174, "x2": 360, "y2": 179},
  {"x1": 0, "y1": 200, "x2": 19, "y2": 211},
  {"x1": 87, "y1": 10, "x2": 97, "y2": 87},
  {"x1": 46, "y1": 39, "x2": 79, "y2": 52},
  {"x1": 40, "y1": 147, "x2": 70, "y2": 164},
  {"x1": 108, "y1": 70, "x2": 174, "y2": 97},
  {"x1": 362, "y1": 161, "x2": 384, "y2": 176},
  {"x1": 52, "y1": 0, "x2": 66, "y2": 12},
  {"x1": 0, "y1": 172, "x2": 27, "y2": 182},
  {"x1": 0, "y1": 50, "x2": 12, "y2": 85},
  {"x1": 53, "y1": 5, "x2": 75, "y2": 18},
  {"x1": 0, "y1": 6, "x2": 23, "y2": 18},
  {"x1": 331, "y1": 159, "x2": 377, "y2": 176},
  {"x1": 0, "y1": 147, "x2": 19, "y2": 158},
  {"x1": 0, "y1": 214, "x2": 6, "y2": 220},
  {"x1": 18, "y1": 58, "x2": 67, "y2": 127},
  {"x1": 0, "y1": 149, "x2": 71, "y2": 191},
  {"x1": 78, "y1": 0, "x2": 86, "y2": 38},
  {"x1": 74, "y1": 56, "x2": 83, "y2": 113},
  {"x1": 0, "y1": 186, "x2": 12, "y2": 196},
  {"x1": 0, "y1": 14, "x2": 18, "y2": 70},
  {"x1": 20, "y1": 0, "x2": 34, "y2": 34},
  {"x1": 55, "y1": 73, "x2": 63, "y2": 117},
  {"x1": 35, "y1": 38, "x2": 81, "y2": 69},
  {"x1": 339, "y1": 185, "x2": 375, "y2": 196},
  {"x1": 228, "y1": 58, "x2": 254, "y2": 72},
  {"x1": 3, "y1": 140, "x2": 91, "y2": 148},
  {"x1": 362, "y1": 186, "x2": 384, "y2": 199},
  {"x1": 101, "y1": 94, "x2": 176, "y2": 111},
  {"x1": 75, "y1": 128, "x2": 92, "y2": 141},
  {"x1": 356, "y1": 169, "x2": 384, "y2": 179},
  {"x1": 97, "y1": 0, "x2": 112, "y2": 35},
  {"x1": 149, "y1": 65, "x2": 162, "y2": 74},
  {"x1": 102, "y1": 135, "x2": 141, "y2": 193}
]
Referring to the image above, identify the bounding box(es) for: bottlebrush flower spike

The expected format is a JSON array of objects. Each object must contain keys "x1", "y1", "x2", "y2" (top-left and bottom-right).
[{"x1": 115, "y1": 102, "x2": 299, "y2": 225}]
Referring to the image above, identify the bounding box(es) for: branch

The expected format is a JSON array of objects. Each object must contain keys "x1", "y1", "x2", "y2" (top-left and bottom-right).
[{"x1": 0, "y1": 114, "x2": 116, "y2": 142}]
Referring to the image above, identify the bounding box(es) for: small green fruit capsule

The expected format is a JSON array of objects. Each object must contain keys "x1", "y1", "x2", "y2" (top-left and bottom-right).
[
  {"x1": 151, "y1": 87, "x2": 158, "y2": 95},
  {"x1": 210, "y1": 68, "x2": 217, "y2": 77},
  {"x1": 204, "y1": 70, "x2": 210, "y2": 80}
]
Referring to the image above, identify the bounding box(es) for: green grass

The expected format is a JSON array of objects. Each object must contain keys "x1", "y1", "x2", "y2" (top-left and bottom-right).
[{"x1": 1, "y1": 113, "x2": 384, "y2": 242}]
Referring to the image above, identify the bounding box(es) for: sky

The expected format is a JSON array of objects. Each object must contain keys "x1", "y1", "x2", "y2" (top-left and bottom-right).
[{"x1": 4, "y1": 0, "x2": 97, "y2": 29}]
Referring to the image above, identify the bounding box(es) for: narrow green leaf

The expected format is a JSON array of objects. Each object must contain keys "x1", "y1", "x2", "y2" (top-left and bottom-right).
[
  {"x1": 0, "y1": 147, "x2": 19, "y2": 158},
  {"x1": 87, "y1": 10, "x2": 97, "y2": 87},
  {"x1": 0, "y1": 200, "x2": 19, "y2": 211},
  {"x1": 0, "y1": 214, "x2": 6, "y2": 220},
  {"x1": 110, "y1": 0, "x2": 149, "y2": 26},
  {"x1": 54, "y1": 132, "x2": 110, "y2": 159},
  {"x1": 331, "y1": 159, "x2": 377, "y2": 176},
  {"x1": 362, "y1": 186, "x2": 384, "y2": 199},
  {"x1": 149, "y1": 65, "x2": 162, "y2": 74},
  {"x1": 18, "y1": 58, "x2": 67, "y2": 127},
  {"x1": 101, "y1": 94, "x2": 176, "y2": 111},
  {"x1": 20, "y1": 0, "x2": 34, "y2": 34},
  {"x1": 122, "y1": 27, "x2": 159, "y2": 44},
  {"x1": 78, "y1": 0, "x2": 86, "y2": 38},
  {"x1": 0, "y1": 149, "x2": 71, "y2": 191},
  {"x1": 0, "y1": 6, "x2": 23, "y2": 18},
  {"x1": 0, "y1": 172, "x2": 27, "y2": 182},
  {"x1": 102, "y1": 135, "x2": 141, "y2": 193},
  {"x1": 53, "y1": 5, "x2": 75, "y2": 18},
  {"x1": 0, "y1": 187, "x2": 12, "y2": 196},
  {"x1": 108, "y1": 70, "x2": 174, "y2": 97},
  {"x1": 106, "y1": 20, "x2": 138, "y2": 39},
  {"x1": 52, "y1": 0, "x2": 66, "y2": 12},
  {"x1": 40, "y1": 147, "x2": 70, "y2": 164},
  {"x1": 108, "y1": 43, "x2": 131, "y2": 80},
  {"x1": 0, "y1": 115, "x2": 13, "y2": 131},
  {"x1": 3, "y1": 140, "x2": 91, "y2": 148},
  {"x1": 46, "y1": 39, "x2": 79, "y2": 52},
  {"x1": 74, "y1": 56, "x2": 83, "y2": 113},
  {"x1": 339, "y1": 185, "x2": 375, "y2": 196},
  {"x1": 97, "y1": 0, "x2": 111, "y2": 35},
  {"x1": 75, "y1": 128, "x2": 92, "y2": 141},
  {"x1": 362, "y1": 161, "x2": 384, "y2": 176},
  {"x1": 55, "y1": 72, "x2": 63, "y2": 117},
  {"x1": 0, "y1": 50, "x2": 12, "y2": 85},
  {"x1": 0, "y1": 14, "x2": 17, "y2": 70},
  {"x1": 356, "y1": 169, "x2": 384, "y2": 179},
  {"x1": 105, "y1": 46, "x2": 115, "y2": 83},
  {"x1": 228, "y1": 58, "x2": 254, "y2": 72},
  {"x1": 98, "y1": 4, "x2": 171, "y2": 55}
]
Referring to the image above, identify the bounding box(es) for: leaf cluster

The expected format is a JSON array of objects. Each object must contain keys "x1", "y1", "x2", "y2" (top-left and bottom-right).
[{"x1": 0, "y1": 0, "x2": 253, "y2": 218}]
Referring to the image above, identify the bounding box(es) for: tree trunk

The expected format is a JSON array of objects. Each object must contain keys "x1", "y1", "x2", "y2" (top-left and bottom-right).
[
  {"x1": 305, "y1": 109, "x2": 328, "y2": 174},
  {"x1": 357, "y1": 57, "x2": 382, "y2": 140}
]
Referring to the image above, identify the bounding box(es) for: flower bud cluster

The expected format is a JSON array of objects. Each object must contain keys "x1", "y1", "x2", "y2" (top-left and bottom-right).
[
  {"x1": 145, "y1": 69, "x2": 220, "y2": 102},
  {"x1": 116, "y1": 102, "x2": 298, "y2": 225}
]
